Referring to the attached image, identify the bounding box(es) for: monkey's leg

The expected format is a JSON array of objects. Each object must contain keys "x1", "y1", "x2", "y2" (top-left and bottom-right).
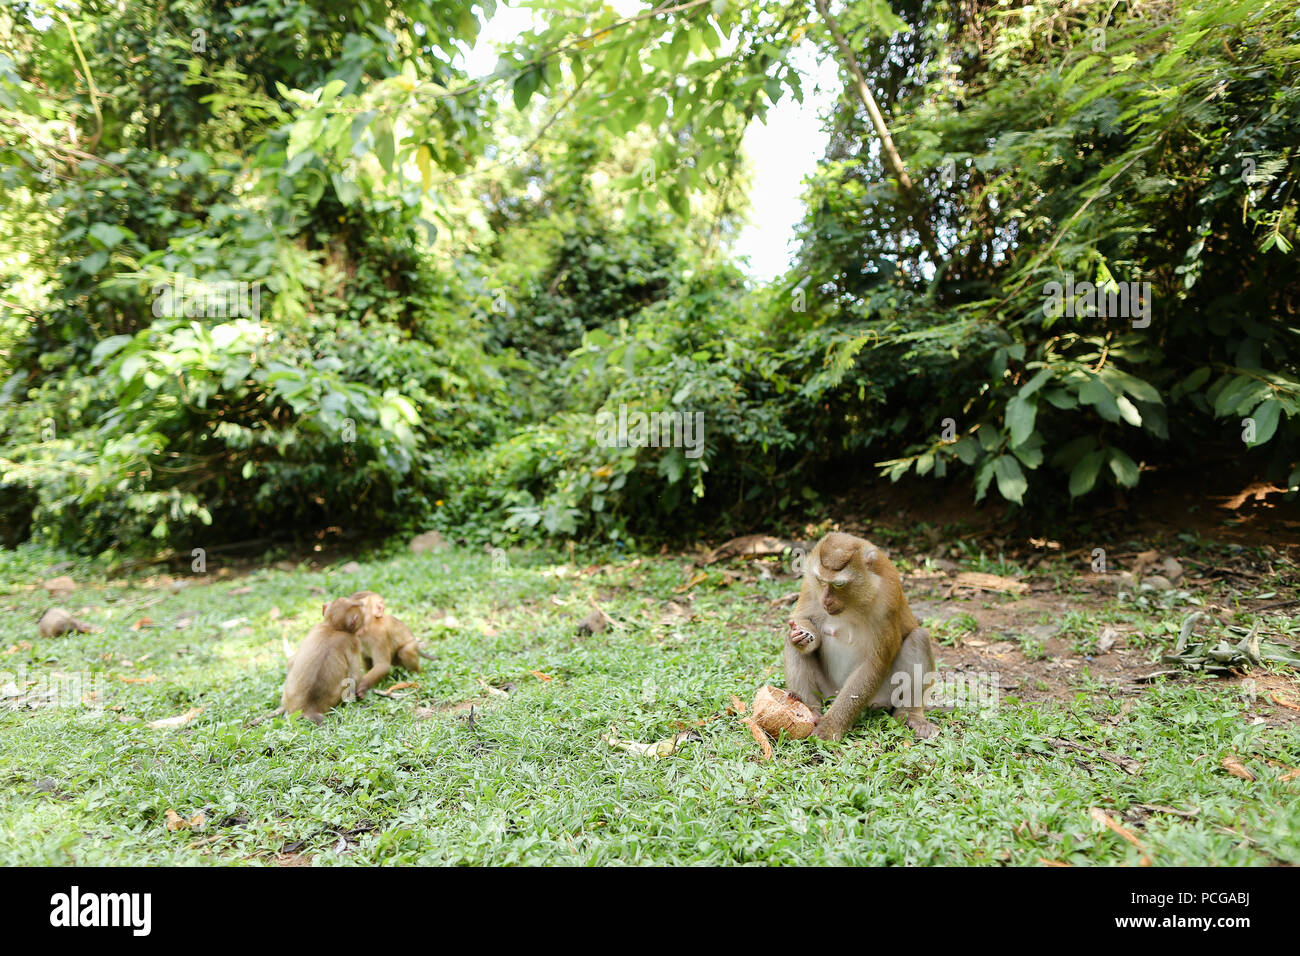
[
  {"x1": 783, "y1": 643, "x2": 830, "y2": 718},
  {"x1": 812, "y1": 640, "x2": 899, "y2": 741},
  {"x1": 868, "y1": 627, "x2": 937, "y2": 739}
]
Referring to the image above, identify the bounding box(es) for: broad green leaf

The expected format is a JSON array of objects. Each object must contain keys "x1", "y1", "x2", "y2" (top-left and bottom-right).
[
  {"x1": 1108, "y1": 447, "x2": 1140, "y2": 487},
  {"x1": 1069, "y1": 450, "x2": 1106, "y2": 497},
  {"x1": 993, "y1": 455, "x2": 1027, "y2": 504},
  {"x1": 1247, "y1": 399, "x2": 1282, "y2": 445},
  {"x1": 1005, "y1": 394, "x2": 1037, "y2": 447}
]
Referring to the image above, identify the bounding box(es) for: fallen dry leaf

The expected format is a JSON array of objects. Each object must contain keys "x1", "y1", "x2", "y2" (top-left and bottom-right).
[
  {"x1": 165, "y1": 809, "x2": 206, "y2": 832},
  {"x1": 951, "y1": 571, "x2": 1029, "y2": 595},
  {"x1": 743, "y1": 718, "x2": 773, "y2": 762},
  {"x1": 130, "y1": 616, "x2": 154, "y2": 630},
  {"x1": 119, "y1": 674, "x2": 158, "y2": 684},
  {"x1": 229, "y1": 586, "x2": 252, "y2": 596},
  {"x1": 386, "y1": 681, "x2": 418, "y2": 692},
  {"x1": 1279, "y1": 768, "x2": 1300, "y2": 783},
  {"x1": 1269, "y1": 693, "x2": 1300, "y2": 712},
  {"x1": 1220, "y1": 754, "x2": 1255, "y2": 781},
  {"x1": 1039, "y1": 858, "x2": 1072, "y2": 867},
  {"x1": 727, "y1": 694, "x2": 748, "y2": 715},
  {"x1": 673, "y1": 571, "x2": 708, "y2": 593},
  {"x1": 530, "y1": 670, "x2": 553, "y2": 682},
  {"x1": 703, "y1": 534, "x2": 796, "y2": 565},
  {"x1": 145, "y1": 706, "x2": 203, "y2": 729}
]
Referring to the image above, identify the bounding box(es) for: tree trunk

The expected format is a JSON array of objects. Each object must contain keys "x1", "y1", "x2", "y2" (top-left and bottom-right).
[{"x1": 815, "y1": 0, "x2": 942, "y2": 264}]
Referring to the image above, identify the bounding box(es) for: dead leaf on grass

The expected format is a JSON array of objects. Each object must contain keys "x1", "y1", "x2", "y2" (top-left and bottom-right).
[
  {"x1": 146, "y1": 706, "x2": 203, "y2": 729},
  {"x1": 743, "y1": 718, "x2": 772, "y2": 762},
  {"x1": 674, "y1": 571, "x2": 708, "y2": 593},
  {"x1": 950, "y1": 572, "x2": 1029, "y2": 595},
  {"x1": 1220, "y1": 754, "x2": 1255, "y2": 781},
  {"x1": 165, "y1": 809, "x2": 206, "y2": 832}
]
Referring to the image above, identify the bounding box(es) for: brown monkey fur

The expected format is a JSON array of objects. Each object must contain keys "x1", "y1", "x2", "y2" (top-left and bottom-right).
[
  {"x1": 347, "y1": 591, "x2": 426, "y2": 696},
  {"x1": 786, "y1": 532, "x2": 937, "y2": 741},
  {"x1": 279, "y1": 595, "x2": 378, "y2": 724}
]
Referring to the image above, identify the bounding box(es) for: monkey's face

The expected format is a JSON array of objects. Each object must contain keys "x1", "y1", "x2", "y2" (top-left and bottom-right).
[
  {"x1": 348, "y1": 590, "x2": 385, "y2": 620},
  {"x1": 820, "y1": 579, "x2": 846, "y2": 615}
]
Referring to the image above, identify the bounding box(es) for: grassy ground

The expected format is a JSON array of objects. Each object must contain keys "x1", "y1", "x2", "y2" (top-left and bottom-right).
[{"x1": 1, "y1": 533, "x2": 1297, "y2": 866}]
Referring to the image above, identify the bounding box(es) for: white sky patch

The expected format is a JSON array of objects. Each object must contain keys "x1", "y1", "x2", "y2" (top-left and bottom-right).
[
  {"x1": 734, "y1": 45, "x2": 838, "y2": 279},
  {"x1": 460, "y1": 6, "x2": 837, "y2": 280}
]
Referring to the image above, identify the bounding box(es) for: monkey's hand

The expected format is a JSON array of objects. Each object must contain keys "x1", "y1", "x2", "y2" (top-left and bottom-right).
[{"x1": 787, "y1": 618, "x2": 820, "y2": 652}]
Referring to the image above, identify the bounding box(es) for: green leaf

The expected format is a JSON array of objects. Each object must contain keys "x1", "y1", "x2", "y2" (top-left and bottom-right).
[
  {"x1": 1079, "y1": 376, "x2": 1120, "y2": 422},
  {"x1": 373, "y1": 116, "x2": 395, "y2": 172},
  {"x1": 993, "y1": 455, "x2": 1027, "y2": 504},
  {"x1": 91, "y1": 334, "x2": 133, "y2": 365},
  {"x1": 1115, "y1": 394, "x2": 1142, "y2": 426},
  {"x1": 513, "y1": 66, "x2": 542, "y2": 110},
  {"x1": 1069, "y1": 450, "x2": 1106, "y2": 497},
  {"x1": 88, "y1": 222, "x2": 128, "y2": 249},
  {"x1": 1108, "y1": 447, "x2": 1140, "y2": 487},
  {"x1": 1247, "y1": 399, "x2": 1282, "y2": 446},
  {"x1": 1005, "y1": 394, "x2": 1037, "y2": 447}
]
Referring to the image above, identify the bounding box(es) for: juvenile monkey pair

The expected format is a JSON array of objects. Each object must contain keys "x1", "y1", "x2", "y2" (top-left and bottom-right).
[{"x1": 279, "y1": 590, "x2": 430, "y2": 724}]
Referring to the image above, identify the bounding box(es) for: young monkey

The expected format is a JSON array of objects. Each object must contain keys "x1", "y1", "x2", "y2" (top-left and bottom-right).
[
  {"x1": 346, "y1": 590, "x2": 434, "y2": 696},
  {"x1": 279, "y1": 593, "x2": 383, "y2": 724},
  {"x1": 786, "y1": 532, "x2": 937, "y2": 741}
]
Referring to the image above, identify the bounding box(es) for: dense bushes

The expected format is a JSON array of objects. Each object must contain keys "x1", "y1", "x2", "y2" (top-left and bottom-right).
[{"x1": 1, "y1": 0, "x2": 1297, "y2": 555}]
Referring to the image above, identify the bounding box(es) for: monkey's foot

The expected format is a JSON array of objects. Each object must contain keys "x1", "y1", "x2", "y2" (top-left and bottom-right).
[
  {"x1": 903, "y1": 714, "x2": 938, "y2": 739},
  {"x1": 811, "y1": 723, "x2": 842, "y2": 742}
]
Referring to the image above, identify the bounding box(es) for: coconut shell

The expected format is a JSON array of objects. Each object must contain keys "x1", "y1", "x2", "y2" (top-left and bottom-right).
[{"x1": 750, "y1": 684, "x2": 817, "y2": 739}]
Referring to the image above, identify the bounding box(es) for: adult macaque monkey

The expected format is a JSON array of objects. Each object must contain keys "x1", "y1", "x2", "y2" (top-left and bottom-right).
[
  {"x1": 347, "y1": 590, "x2": 436, "y2": 696},
  {"x1": 278, "y1": 594, "x2": 382, "y2": 724},
  {"x1": 786, "y1": 532, "x2": 937, "y2": 740}
]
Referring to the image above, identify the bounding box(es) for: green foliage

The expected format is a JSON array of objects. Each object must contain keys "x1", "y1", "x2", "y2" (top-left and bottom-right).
[{"x1": 2, "y1": 0, "x2": 1298, "y2": 552}]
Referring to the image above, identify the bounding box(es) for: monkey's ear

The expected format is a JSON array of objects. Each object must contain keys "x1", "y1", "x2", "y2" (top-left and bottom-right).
[
  {"x1": 321, "y1": 603, "x2": 328, "y2": 618},
  {"x1": 862, "y1": 547, "x2": 878, "y2": 567}
]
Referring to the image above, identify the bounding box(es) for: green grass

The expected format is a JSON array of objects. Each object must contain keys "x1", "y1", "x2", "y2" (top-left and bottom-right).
[{"x1": 1, "y1": 542, "x2": 1297, "y2": 865}]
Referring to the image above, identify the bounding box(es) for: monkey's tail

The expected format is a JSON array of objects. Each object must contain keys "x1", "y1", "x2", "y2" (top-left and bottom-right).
[{"x1": 417, "y1": 646, "x2": 438, "y2": 661}]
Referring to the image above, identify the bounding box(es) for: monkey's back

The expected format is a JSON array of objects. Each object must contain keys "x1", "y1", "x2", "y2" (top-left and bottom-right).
[
  {"x1": 360, "y1": 615, "x2": 415, "y2": 667},
  {"x1": 281, "y1": 625, "x2": 360, "y2": 717}
]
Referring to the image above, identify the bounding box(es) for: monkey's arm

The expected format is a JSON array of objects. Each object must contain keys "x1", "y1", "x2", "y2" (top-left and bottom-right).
[
  {"x1": 357, "y1": 657, "x2": 390, "y2": 696},
  {"x1": 783, "y1": 642, "x2": 828, "y2": 718},
  {"x1": 813, "y1": 641, "x2": 896, "y2": 741}
]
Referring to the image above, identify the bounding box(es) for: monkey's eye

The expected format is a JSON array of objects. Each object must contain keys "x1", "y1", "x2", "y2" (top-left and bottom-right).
[{"x1": 830, "y1": 581, "x2": 844, "y2": 589}]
